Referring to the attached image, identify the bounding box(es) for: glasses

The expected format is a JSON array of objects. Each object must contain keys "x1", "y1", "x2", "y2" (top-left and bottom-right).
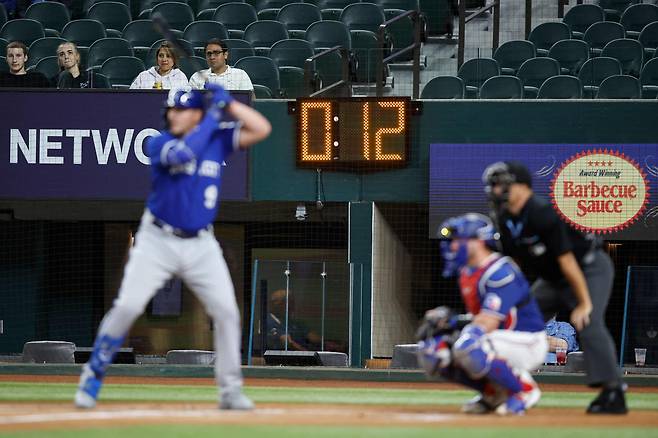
[{"x1": 205, "y1": 50, "x2": 226, "y2": 57}]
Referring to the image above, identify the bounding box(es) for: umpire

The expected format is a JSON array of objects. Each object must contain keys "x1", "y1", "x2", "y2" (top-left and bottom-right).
[{"x1": 482, "y1": 161, "x2": 627, "y2": 414}]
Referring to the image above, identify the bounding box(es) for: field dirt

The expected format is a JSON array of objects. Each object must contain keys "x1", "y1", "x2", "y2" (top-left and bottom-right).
[{"x1": 0, "y1": 375, "x2": 657, "y2": 432}]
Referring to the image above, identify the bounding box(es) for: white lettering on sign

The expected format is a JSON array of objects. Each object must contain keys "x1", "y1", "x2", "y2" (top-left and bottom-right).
[{"x1": 8, "y1": 128, "x2": 158, "y2": 165}]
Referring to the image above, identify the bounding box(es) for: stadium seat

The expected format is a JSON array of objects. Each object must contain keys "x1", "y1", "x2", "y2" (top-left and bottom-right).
[
  {"x1": 100, "y1": 55, "x2": 145, "y2": 88},
  {"x1": 269, "y1": 38, "x2": 314, "y2": 69},
  {"x1": 371, "y1": 0, "x2": 418, "y2": 11},
  {"x1": 33, "y1": 55, "x2": 60, "y2": 82},
  {"x1": 61, "y1": 19, "x2": 107, "y2": 48},
  {"x1": 517, "y1": 57, "x2": 560, "y2": 98},
  {"x1": 27, "y1": 37, "x2": 67, "y2": 69},
  {"x1": 596, "y1": 74, "x2": 641, "y2": 98},
  {"x1": 138, "y1": 0, "x2": 187, "y2": 17},
  {"x1": 278, "y1": 65, "x2": 306, "y2": 97},
  {"x1": 25, "y1": 2, "x2": 70, "y2": 35},
  {"x1": 1, "y1": 19, "x2": 45, "y2": 47},
  {"x1": 0, "y1": 37, "x2": 7, "y2": 55},
  {"x1": 351, "y1": 29, "x2": 385, "y2": 83},
  {"x1": 313, "y1": 0, "x2": 354, "y2": 20},
  {"x1": 420, "y1": 75, "x2": 465, "y2": 99},
  {"x1": 253, "y1": 83, "x2": 273, "y2": 98},
  {"x1": 87, "y1": 38, "x2": 134, "y2": 70},
  {"x1": 620, "y1": 3, "x2": 658, "y2": 39},
  {"x1": 90, "y1": 71, "x2": 112, "y2": 88},
  {"x1": 145, "y1": 38, "x2": 194, "y2": 67},
  {"x1": 548, "y1": 39, "x2": 589, "y2": 76},
  {"x1": 249, "y1": 0, "x2": 297, "y2": 20},
  {"x1": 0, "y1": 56, "x2": 6, "y2": 72},
  {"x1": 578, "y1": 56, "x2": 622, "y2": 98},
  {"x1": 198, "y1": 0, "x2": 242, "y2": 11},
  {"x1": 639, "y1": 22, "x2": 658, "y2": 60},
  {"x1": 457, "y1": 57, "x2": 499, "y2": 98},
  {"x1": 0, "y1": 4, "x2": 7, "y2": 30},
  {"x1": 277, "y1": 3, "x2": 322, "y2": 39},
  {"x1": 83, "y1": 0, "x2": 130, "y2": 16},
  {"x1": 184, "y1": 21, "x2": 229, "y2": 57},
  {"x1": 243, "y1": 20, "x2": 288, "y2": 55},
  {"x1": 213, "y1": 2, "x2": 258, "y2": 39},
  {"x1": 87, "y1": 2, "x2": 132, "y2": 38},
  {"x1": 583, "y1": 21, "x2": 625, "y2": 56},
  {"x1": 537, "y1": 75, "x2": 583, "y2": 99},
  {"x1": 598, "y1": 0, "x2": 637, "y2": 22},
  {"x1": 640, "y1": 57, "x2": 658, "y2": 98},
  {"x1": 235, "y1": 55, "x2": 281, "y2": 96},
  {"x1": 340, "y1": 3, "x2": 385, "y2": 34},
  {"x1": 601, "y1": 38, "x2": 643, "y2": 77},
  {"x1": 562, "y1": 4, "x2": 605, "y2": 40},
  {"x1": 315, "y1": 48, "x2": 343, "y2": 86},
  {"x1": 150, "y1": 2, "x2": 194, "y2": 32},
  {"x1": 383, "y1": 8, "x2": 414, "y2": 61},
  {"x1": 479, "y1": 75, "x2": 523, "y2": 99},
  {"x1": 528, "y1": 22, "x2": 571, "y2": 56},
  {"x1": 122, "y1": 20, "x2": 161, "y2": 62},
  {"x1": 177, "y1": 55, "x2": 206, "y2": 77},
  {"x1": 306, "y1": 20, "x2": 352, "y2": 50},
  {"x1": 493, "y1": 40, "x2": 536, "y2": 75},
  {"x1": 223, "y1": 38, "x2": 255, "y2": 65}
]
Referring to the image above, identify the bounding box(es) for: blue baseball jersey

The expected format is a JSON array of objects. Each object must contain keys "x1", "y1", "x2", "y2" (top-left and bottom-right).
[
  {"x1": 146, "y1": 113, "x2": 240, "y2": 232},
  {"x1": 459, "y1": 254, "x2": 545, "y2": 333}
]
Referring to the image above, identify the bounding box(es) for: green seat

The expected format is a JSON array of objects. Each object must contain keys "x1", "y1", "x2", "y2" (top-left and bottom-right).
[
  {"x1": 122, "y1": 20, "x2": 161, "y2": 62},
  {"x1": 562, "y1": 4, "x2": 604, "y2": 40},
  {"x1": 548, "y1": 39, "x2": 589, "y2": 76},
  {"x1": 528, "y1": 22, "x2": 571, "y2": 56},
  {"x1": 601, "y1": 38, "x2": 643, "y2": 77},
  {"x1": 33, "y1": 55, "x2": 60, "y2": 83},
  {"x1": 517, "y1": 57, "x2": 560, "y2": 98},
  {"x1": 1, "y1": 19, "x2": 45, "y2": 47},
  {"x1": 350, "y1": 29, "x2": 384, "y2": 83},
  {"x1": 61, "y1": 19, "x2": 106, "y2": 48},
  {"x1": 138, "y1": 0, "x2": 187, "y2": 16},
  {"x1": 224, "y1": 38, "x2": 255, "y2": 65},
  {"x1": 184, "y1": 21, "x2": 229, "y2": 56},
  {"x1": 269, "y1": 38, "x2": 314, "y2": 69},
  {"x1": 27, "y1": 37, "x2": 67, "y2": 68},
  {"x1": 0, "y1": 56, "x2": 8, "y2": 72},
  {"x1": 235, "y1": 55, "x2": 280, "y2": 95},
  {"x1": 420, "y1": 75, "x2": 464, "y2": 99},
  {"x1": 537, "y1": 75, "x2": 583, "y2": 99},
  {"x1": 306, "y1": 20, "x2": 351, "y2": 50},
  {"x1": 83, "y1": 0, "x2": 130, "y2": 17},
  {"x1": 372, "y1": 0, "x2": 418, "y2": 10},
  {"x1": 87, "y1": 2, "x2": 132, "y2": 37},
  {"x1": 0, "y1": 37, "x2": 7, "y2": 55},
  {"x1": 100, "y1": 55, "x2": 145, "y2": 87},
  {"x1": 383, "y1": 8, "x2": 414, "y2": 61},
  {"x1": 145, "y1": 38, "x2": 194, "y2": 67},
  {"x1": 253, "y1": 83, "x2": 273, "y2": 98},
  {"x1": 25, "y1": 2, "x2": 70, "y2": 34},
  {"x1": 479, "y1": 75, "x2": 523, "y2": 99},
  {"x1": 196, "y1": 8, "x2": 215, "y2": 19},
  {"x1": 620, "y1": 3, "x2": 658, "y2": 39},
  {"x1": 279, "y1": 65, "x2": 306, "y2": 97},
  {"x1": 178, "y1": 55, "x2": 206, "y2": 77},
  {"x1": 87, "y1": 37, "x2": 133, "y2": 69},
  {"x1": 314, "y1": 48, "x2": 343, "y2": 87},
  {"x1": 583, "y1": 21, "x2": 625, "y2": 56},
  {"x1": 150, "y1": 2, "x2": 195, "y2": 31},
  {"x1": 88, "y1": 71, "x2": 111, "y2": 88},
  {"x1": 243, "y1": 20, "x2": 288, "y2": 54},
  {"x1": 250, "y1": 0, "x2": 297, "y2": 20},
  {"x1": 0, "y1": 4, "x2": 7, "y2": 29},
  {"x1": 276, "y1": 2, "x2": 321, "y2": 39},
  {"x1": 313, "y1": 0, "x2": 352, "y2": 20},
  {"x1": 457, "y1": 57, "x2": 499, "y2": 98},
  {"x1": 639, "y1": 22, "x2": 658, "y2": 60},
  {"x1": 578, "y1": 56, "x2": 622, "y2": 98},
  {"x1": 599, "y1": 0, "x2": 637, "y2": 22},
  {"x1": 640, "y1": 57, "x2": 658, "y2": 98},
  {"x1": 213, "y1": 2, "x2": 258, "y2": 39},
  {"x1": 340, "y1": 3, "x2": 384, "y2": 34},
  {"x1": 596, "y1": 74, "x2": 641, "y2": 98},
  {"x1": 419, "y1": 0, "x2": 452, "y2": 37},
  {"x1": 198, "y1": 0, "x2": 243, "y2": 11},
  {"x1": 493, "y1": 40, "x2": 536, "y2": 75}
]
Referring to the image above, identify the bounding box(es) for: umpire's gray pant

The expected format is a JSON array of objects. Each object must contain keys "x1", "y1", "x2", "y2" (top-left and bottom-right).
[{"x1": 531, "y1": 249, "x2": 621, "y2": 387}]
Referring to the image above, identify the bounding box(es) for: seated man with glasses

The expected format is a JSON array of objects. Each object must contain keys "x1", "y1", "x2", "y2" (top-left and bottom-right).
[{"x1": 189, "y1": 39, "x2": 254, "y2": 94}]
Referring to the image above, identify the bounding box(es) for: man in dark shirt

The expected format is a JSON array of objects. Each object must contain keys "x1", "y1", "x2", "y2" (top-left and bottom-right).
[
  {"x1": 482, "y1": 161, "x2": 626, "y2": 414},
  {"x1": 0, "y1": 41, "x2": 51, "y2": 88}
]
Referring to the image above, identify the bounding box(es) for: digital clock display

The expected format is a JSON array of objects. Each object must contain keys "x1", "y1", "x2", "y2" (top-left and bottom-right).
[{"x1": 294, "y1": 97, "x2": 411, "y2": 169}]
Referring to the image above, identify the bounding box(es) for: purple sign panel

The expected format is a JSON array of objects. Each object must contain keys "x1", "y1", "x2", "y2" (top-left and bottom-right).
[
  {"x1": 429, "y1": 144, "x2": 658, "y2": 240},
  {"x1": 0, "y1": 90, "x2": 248, "y2": 201}
]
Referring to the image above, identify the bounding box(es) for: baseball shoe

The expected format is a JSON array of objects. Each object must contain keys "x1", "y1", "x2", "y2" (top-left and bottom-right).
[
  {"x1": 220, "y1": 391, "x2": 254, "y2": 410},
  {"x1": 74, "y1": 364, "x2": 102, "y2": 409},
  {"x1": 495, "y1": 371, "x2": 541, "y2": 416},
  {"x1": 461, "y1": 384, "x2": 507, "y2": 414},
  {"x1": 586, "y1": 385, "x2": 628, "y2": 415}
]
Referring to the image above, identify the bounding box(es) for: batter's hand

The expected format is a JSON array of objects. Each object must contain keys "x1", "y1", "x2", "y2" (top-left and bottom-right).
[
  {"x1": 204, "y1": 83, "x2": 234, "y2": 108},
  {"x1": 570, "y1": 302, "x2": 592, "y2": 331}
]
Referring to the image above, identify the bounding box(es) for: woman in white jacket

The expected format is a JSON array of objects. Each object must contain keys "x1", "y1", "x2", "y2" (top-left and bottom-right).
[{"x1": 130, "y1": 42, "x2": 188, "y2": 90}]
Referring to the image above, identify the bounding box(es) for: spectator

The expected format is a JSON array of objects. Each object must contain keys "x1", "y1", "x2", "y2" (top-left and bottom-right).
[
  {"x1": 189, "y1": 39, "x2": 253, "y2": 92},
  {"x1": 130, "y1": 42, "x2": 188, "y2": 90},
  {"x1": 0, "y1": 41, "x2": 50, "y2": 87},
  {"x1": 56, "y1": 42, "x2": 90, "y2": 89},
  {"x1": 266, "y1": 289, "x2": 320, "y2": 351},
  {"x1": 545, "y1": 317, "x2": 579, "y2": 353}
]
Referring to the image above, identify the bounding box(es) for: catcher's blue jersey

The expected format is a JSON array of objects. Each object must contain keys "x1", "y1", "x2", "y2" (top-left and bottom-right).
[
  {"x1": 459, "y1": 254, "x2": 545, "y2": 333},
  {"x1": 146, "y1": 114, "x2": 240, "y2": 233}
]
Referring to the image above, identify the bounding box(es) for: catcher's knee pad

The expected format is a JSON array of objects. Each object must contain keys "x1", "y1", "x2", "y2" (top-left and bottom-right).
[{"x1": 452, "y1": 333, "x2": 493, "y2": 379}]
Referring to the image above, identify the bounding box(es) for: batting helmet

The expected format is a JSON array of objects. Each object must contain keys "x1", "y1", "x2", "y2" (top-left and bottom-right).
[{"x1": 438, "y1": 213, "x2": 498, "y2": 277}]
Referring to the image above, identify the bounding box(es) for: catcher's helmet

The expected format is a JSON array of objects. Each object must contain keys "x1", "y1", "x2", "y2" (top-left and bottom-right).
[{"x1": 438, "y1": 213, "x2": 498, "y2": 277}]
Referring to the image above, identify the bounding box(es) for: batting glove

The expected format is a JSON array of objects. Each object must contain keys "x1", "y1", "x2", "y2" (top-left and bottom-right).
[{"x1": 204, "y1": 83, "x2": 234, "y2": 108}]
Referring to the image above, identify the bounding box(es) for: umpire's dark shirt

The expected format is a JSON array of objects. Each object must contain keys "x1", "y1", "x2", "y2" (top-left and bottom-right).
[{"x1": 497, "y1": 194, "x2": 597, "y2": 284}]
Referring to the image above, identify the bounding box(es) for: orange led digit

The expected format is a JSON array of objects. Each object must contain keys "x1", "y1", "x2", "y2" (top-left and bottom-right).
[
  {"x1": 362, "y1": 101, "x2": 370, "y2": 160},
  {"x1": 300, "y1": 100, "x2": 333, "y2": 161},
  {"x1": 374, "y1": 101, "x2": 405, "y2": 161}
]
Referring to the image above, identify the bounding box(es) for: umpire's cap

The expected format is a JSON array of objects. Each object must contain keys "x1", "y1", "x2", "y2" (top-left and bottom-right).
[
  {"x1": 166, "y1": 88, "x2": 205, "y2": 110},
  {"x1": 482, "y1": 161, "x2": 533, "y2": 188}
]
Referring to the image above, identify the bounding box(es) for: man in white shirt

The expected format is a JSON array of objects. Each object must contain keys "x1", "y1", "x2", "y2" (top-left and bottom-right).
[{"x1": 189, "y1": 39, "x2": 254, "y2": 93}]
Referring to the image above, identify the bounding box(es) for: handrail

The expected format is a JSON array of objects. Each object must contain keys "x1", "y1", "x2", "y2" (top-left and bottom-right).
[
  {"x1": 376, "y1": 9, "x2": 422, "y2": 98},
  {"x1": 303, "y1": 45, "x2": 351, "y2": 97},
  {"x1": 457, "y1": 0, "x2": 501, "y2": 68}
]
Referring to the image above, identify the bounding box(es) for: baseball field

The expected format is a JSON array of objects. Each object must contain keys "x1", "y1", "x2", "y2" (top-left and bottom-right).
[{"x1": 1, "y1": 375, "x2": 657, "y2": 437}]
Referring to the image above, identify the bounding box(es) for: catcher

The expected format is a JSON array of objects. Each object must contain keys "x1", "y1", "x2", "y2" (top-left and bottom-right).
[{"x1": 417, "y1": 213, "x2": 548, "y2": 415}]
